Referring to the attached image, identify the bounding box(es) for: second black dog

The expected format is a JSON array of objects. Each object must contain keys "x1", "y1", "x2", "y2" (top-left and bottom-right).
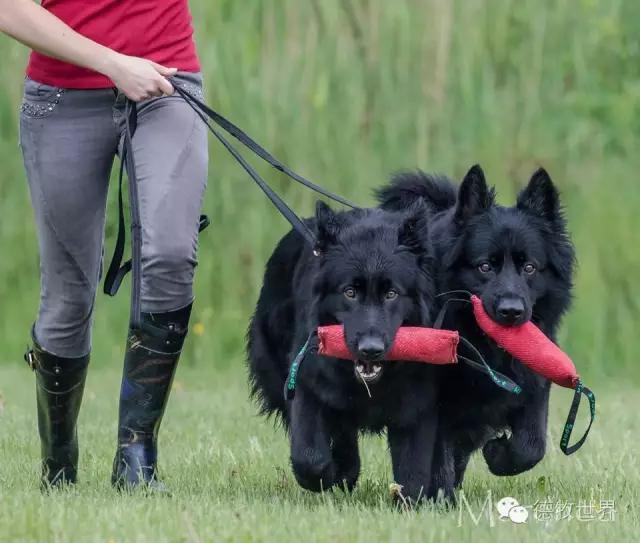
[{"x1": 378, "y1": 165, "x2": 575, "y2": 500}]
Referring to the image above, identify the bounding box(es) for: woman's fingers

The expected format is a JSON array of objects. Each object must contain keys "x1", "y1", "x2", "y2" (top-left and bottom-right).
[
  {"x1": 157, "y1": 76, "x2": 175, "y2": 96},
  {"x1": 152, "y1": 62, "x2": 178, "y2": 77},
  {"x1": 151, "y1": 62, "x2": 177, "y2": 96},
  {"x1": 108, "y1": 54, "x2": 178, "y2": 101}
]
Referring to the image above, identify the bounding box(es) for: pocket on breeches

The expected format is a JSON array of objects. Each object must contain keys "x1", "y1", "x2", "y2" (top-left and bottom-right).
[{"x1": 20, "y1": 77, "x2": 66, "y2": 119}]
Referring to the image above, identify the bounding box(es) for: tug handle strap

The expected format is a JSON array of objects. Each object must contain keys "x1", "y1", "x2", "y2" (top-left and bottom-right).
[
  {"x1": 470, "y1": 295, "x2": 595, "y2": 455},
  {"x1": 560, "y1": 380, "x2": 596, "y2": 455}
]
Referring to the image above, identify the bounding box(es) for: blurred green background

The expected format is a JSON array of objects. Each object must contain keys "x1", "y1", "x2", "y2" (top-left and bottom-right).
[{"x1": 0, "y1": 0, "x2": 638, "y2": 382}]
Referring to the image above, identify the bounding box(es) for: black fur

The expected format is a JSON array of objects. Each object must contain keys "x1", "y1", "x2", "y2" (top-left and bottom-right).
[
  {"x1": 378, "y1": 165, "x2": 575, "y2": 500},
  {"x1": 247, "y1": 202, "x2": 441, "y2": 502}
]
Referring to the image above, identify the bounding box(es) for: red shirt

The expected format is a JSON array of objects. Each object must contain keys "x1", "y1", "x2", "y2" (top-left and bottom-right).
[{"x1": 27, "y1": 0, "x2": 200, "y2": 88}]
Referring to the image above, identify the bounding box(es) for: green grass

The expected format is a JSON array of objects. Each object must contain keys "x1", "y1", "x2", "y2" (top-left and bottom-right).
[
  {"x1": 0, "y1": 2, "x2": 639, "y2": 539},
  {"x1": 0, "y1": 364, "x2": 637, "y2": 542}
]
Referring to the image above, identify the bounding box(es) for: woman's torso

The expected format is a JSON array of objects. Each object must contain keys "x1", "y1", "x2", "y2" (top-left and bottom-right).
[{"x1": 27, "y1": 0, "x2": 200, "y2": 88}]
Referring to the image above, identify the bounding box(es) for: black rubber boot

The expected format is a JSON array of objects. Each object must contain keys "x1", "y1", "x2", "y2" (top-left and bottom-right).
[
  {"x1": 25, "y1": 335, "x2": 89, "y2": 489},
  {"x1": 111, "y1": 304, "x2": 192, "y2": 491}
]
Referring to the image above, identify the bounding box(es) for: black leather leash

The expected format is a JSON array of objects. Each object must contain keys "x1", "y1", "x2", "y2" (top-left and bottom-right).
[{"x1": 104, "y1": 83, "x2": 357, "y2": 325}]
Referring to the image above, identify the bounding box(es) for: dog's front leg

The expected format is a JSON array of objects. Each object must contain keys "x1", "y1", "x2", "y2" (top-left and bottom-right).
[
  {"x1": 427, "y1": 432, "x2": 457, "y2": 503},
  {"x1": 288, "y1": 386, "x2": 337, "y2": 492},
  {"x1": 387, "y1": 415, "x2": 437, "y2": 506},
  {"x1": 329, "y1": 418, "x2": 360, "y2": 492},
  {"x1": 483, "y1": 381, "x2": 550, "y2": 475}
]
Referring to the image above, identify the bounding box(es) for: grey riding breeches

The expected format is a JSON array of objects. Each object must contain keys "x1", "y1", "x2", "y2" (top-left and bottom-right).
[{"x1": 19, "y1": 72, "x2": 209, "y2": 357}]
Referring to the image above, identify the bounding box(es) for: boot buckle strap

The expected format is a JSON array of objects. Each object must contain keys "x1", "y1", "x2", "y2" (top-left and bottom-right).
[{"x1": 24, "y1": 348, "x2": 37, "y2": 371}]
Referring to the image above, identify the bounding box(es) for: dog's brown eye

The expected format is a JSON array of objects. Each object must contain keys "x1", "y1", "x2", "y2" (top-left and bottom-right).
[
  {"x1": 478, "y1": 262, "x2": 492, "y2": 273},
  {"x1": 343, "y1": 287, "x2": 357, "y2": 299},
  {"x1": 385, "y1": 290, "x2": 398, "y2": 300},
  {"x1": 523, "y1": 262, "x2": 536, "y2": 274}
]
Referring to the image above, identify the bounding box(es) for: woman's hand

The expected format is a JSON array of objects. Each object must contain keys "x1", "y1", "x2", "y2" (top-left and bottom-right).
[{"x1": 104, "y1": 53, "x2": 177, "y2": 101}]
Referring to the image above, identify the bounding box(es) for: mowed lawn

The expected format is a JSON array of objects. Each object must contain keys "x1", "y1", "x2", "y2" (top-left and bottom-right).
[{"x1": 0, "y1": 364, "x2": 637, "y2": 543}]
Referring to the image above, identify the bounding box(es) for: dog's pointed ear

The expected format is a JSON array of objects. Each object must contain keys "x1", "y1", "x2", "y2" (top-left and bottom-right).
[
  {"x1": 517, "y1": 168, "x2": 560, "y2": 221},
  {"x1": 398, "y1": 198, "x2": 429, "y2": 253},
  {"x1": 315, "y1": 201, "x2": 340, "y2": 251},
  {"x1": 455, "y1": 164, "x2": 492, "y2": 223}
]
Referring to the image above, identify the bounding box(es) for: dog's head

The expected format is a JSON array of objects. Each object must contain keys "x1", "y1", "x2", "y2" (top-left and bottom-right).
[
  {"x1": 443, "y1": 165, "x2": 575, "y2": 327},
  {"x1": 312, "y1": 201, "x2": 434, "y2": 383}
]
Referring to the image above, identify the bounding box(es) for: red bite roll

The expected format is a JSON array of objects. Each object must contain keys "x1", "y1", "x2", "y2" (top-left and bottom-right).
[
  {"x1": 470, "y1": 295, "x2": 578, "y2": 388},
  {"x1": 317, "y1": 325, "x2": 459, "y2": 364}
]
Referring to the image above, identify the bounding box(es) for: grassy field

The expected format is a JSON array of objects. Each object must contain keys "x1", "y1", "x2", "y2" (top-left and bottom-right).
[
  {"x1": 0, "y1": 1, "x2": 639, "y2": 542},
  {"x1": 0, "y1": 364, "x2": 638, "y2": 543}
]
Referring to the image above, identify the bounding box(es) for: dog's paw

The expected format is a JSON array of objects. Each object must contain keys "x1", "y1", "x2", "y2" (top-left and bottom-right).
[
  {"x1": 332, "y1": 444, "x2": 360, "y2": 493},
  {"x1": 291, "y1": 455, "x2": 338, "y2": 492},
  {"x1": 483, "y1": 432, "x2": 544, "y2": 476},
  {"x1": 335, "y1": 469, "x2": 359, "y2": 493},
  {"x1": 482, "y1": 436, "x2": 515, "y2": 475},
  {"x1": 493, "y1": 427, "x2": 513, "y2": 440}
]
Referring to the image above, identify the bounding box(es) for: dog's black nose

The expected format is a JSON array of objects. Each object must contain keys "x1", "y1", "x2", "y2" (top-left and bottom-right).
[
  {"x1": 357, "y1": 337, "x2": 385, "y2": 360},
  {"x1": 496, "y1": 298, "x2": 525, "y2": 324}
]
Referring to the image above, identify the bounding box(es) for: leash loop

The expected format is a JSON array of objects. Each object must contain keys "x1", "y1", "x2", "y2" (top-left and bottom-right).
[{"x1": 123, "y1": 100, "x2": 142, "y2": 327}]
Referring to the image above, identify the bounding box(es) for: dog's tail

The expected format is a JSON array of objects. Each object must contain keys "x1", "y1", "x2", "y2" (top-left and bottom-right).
[{"x1": 376, "y1": 171, "x2": 457, "y2": 214}]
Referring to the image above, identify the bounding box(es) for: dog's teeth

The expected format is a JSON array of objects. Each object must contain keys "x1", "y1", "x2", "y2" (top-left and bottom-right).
[{"x1": 355, "y1": 361, "x2": 383, "y2": 383}]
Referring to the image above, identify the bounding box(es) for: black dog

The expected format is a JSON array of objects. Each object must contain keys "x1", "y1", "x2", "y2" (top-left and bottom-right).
[
  {"x1": 247, "y1": 201, "x2": 441, "y2": 502},
  {"x1": 378, "y1": 165, "x2": 575, "y2": 500}
]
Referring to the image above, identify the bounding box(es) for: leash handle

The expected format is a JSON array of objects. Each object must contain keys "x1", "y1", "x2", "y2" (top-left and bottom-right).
[
  {"x1": 103, "y1": 153, "x2": 128, "y2": 296},
  {"x1": 103, "y1": 97, "x2": 210, "y2": 298},
  {"x1": 123, "y1": 101, "x2": 143, "y2": 327},
  {"x1": 560, "y1": 380, "x2": 596, "y2": 455},
  {"x1": 104, "y1": 215, "x2": 209, "y2": 297},
  {"x1": 103, "y1": 101, "x2": 138, "y2": 310}
]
